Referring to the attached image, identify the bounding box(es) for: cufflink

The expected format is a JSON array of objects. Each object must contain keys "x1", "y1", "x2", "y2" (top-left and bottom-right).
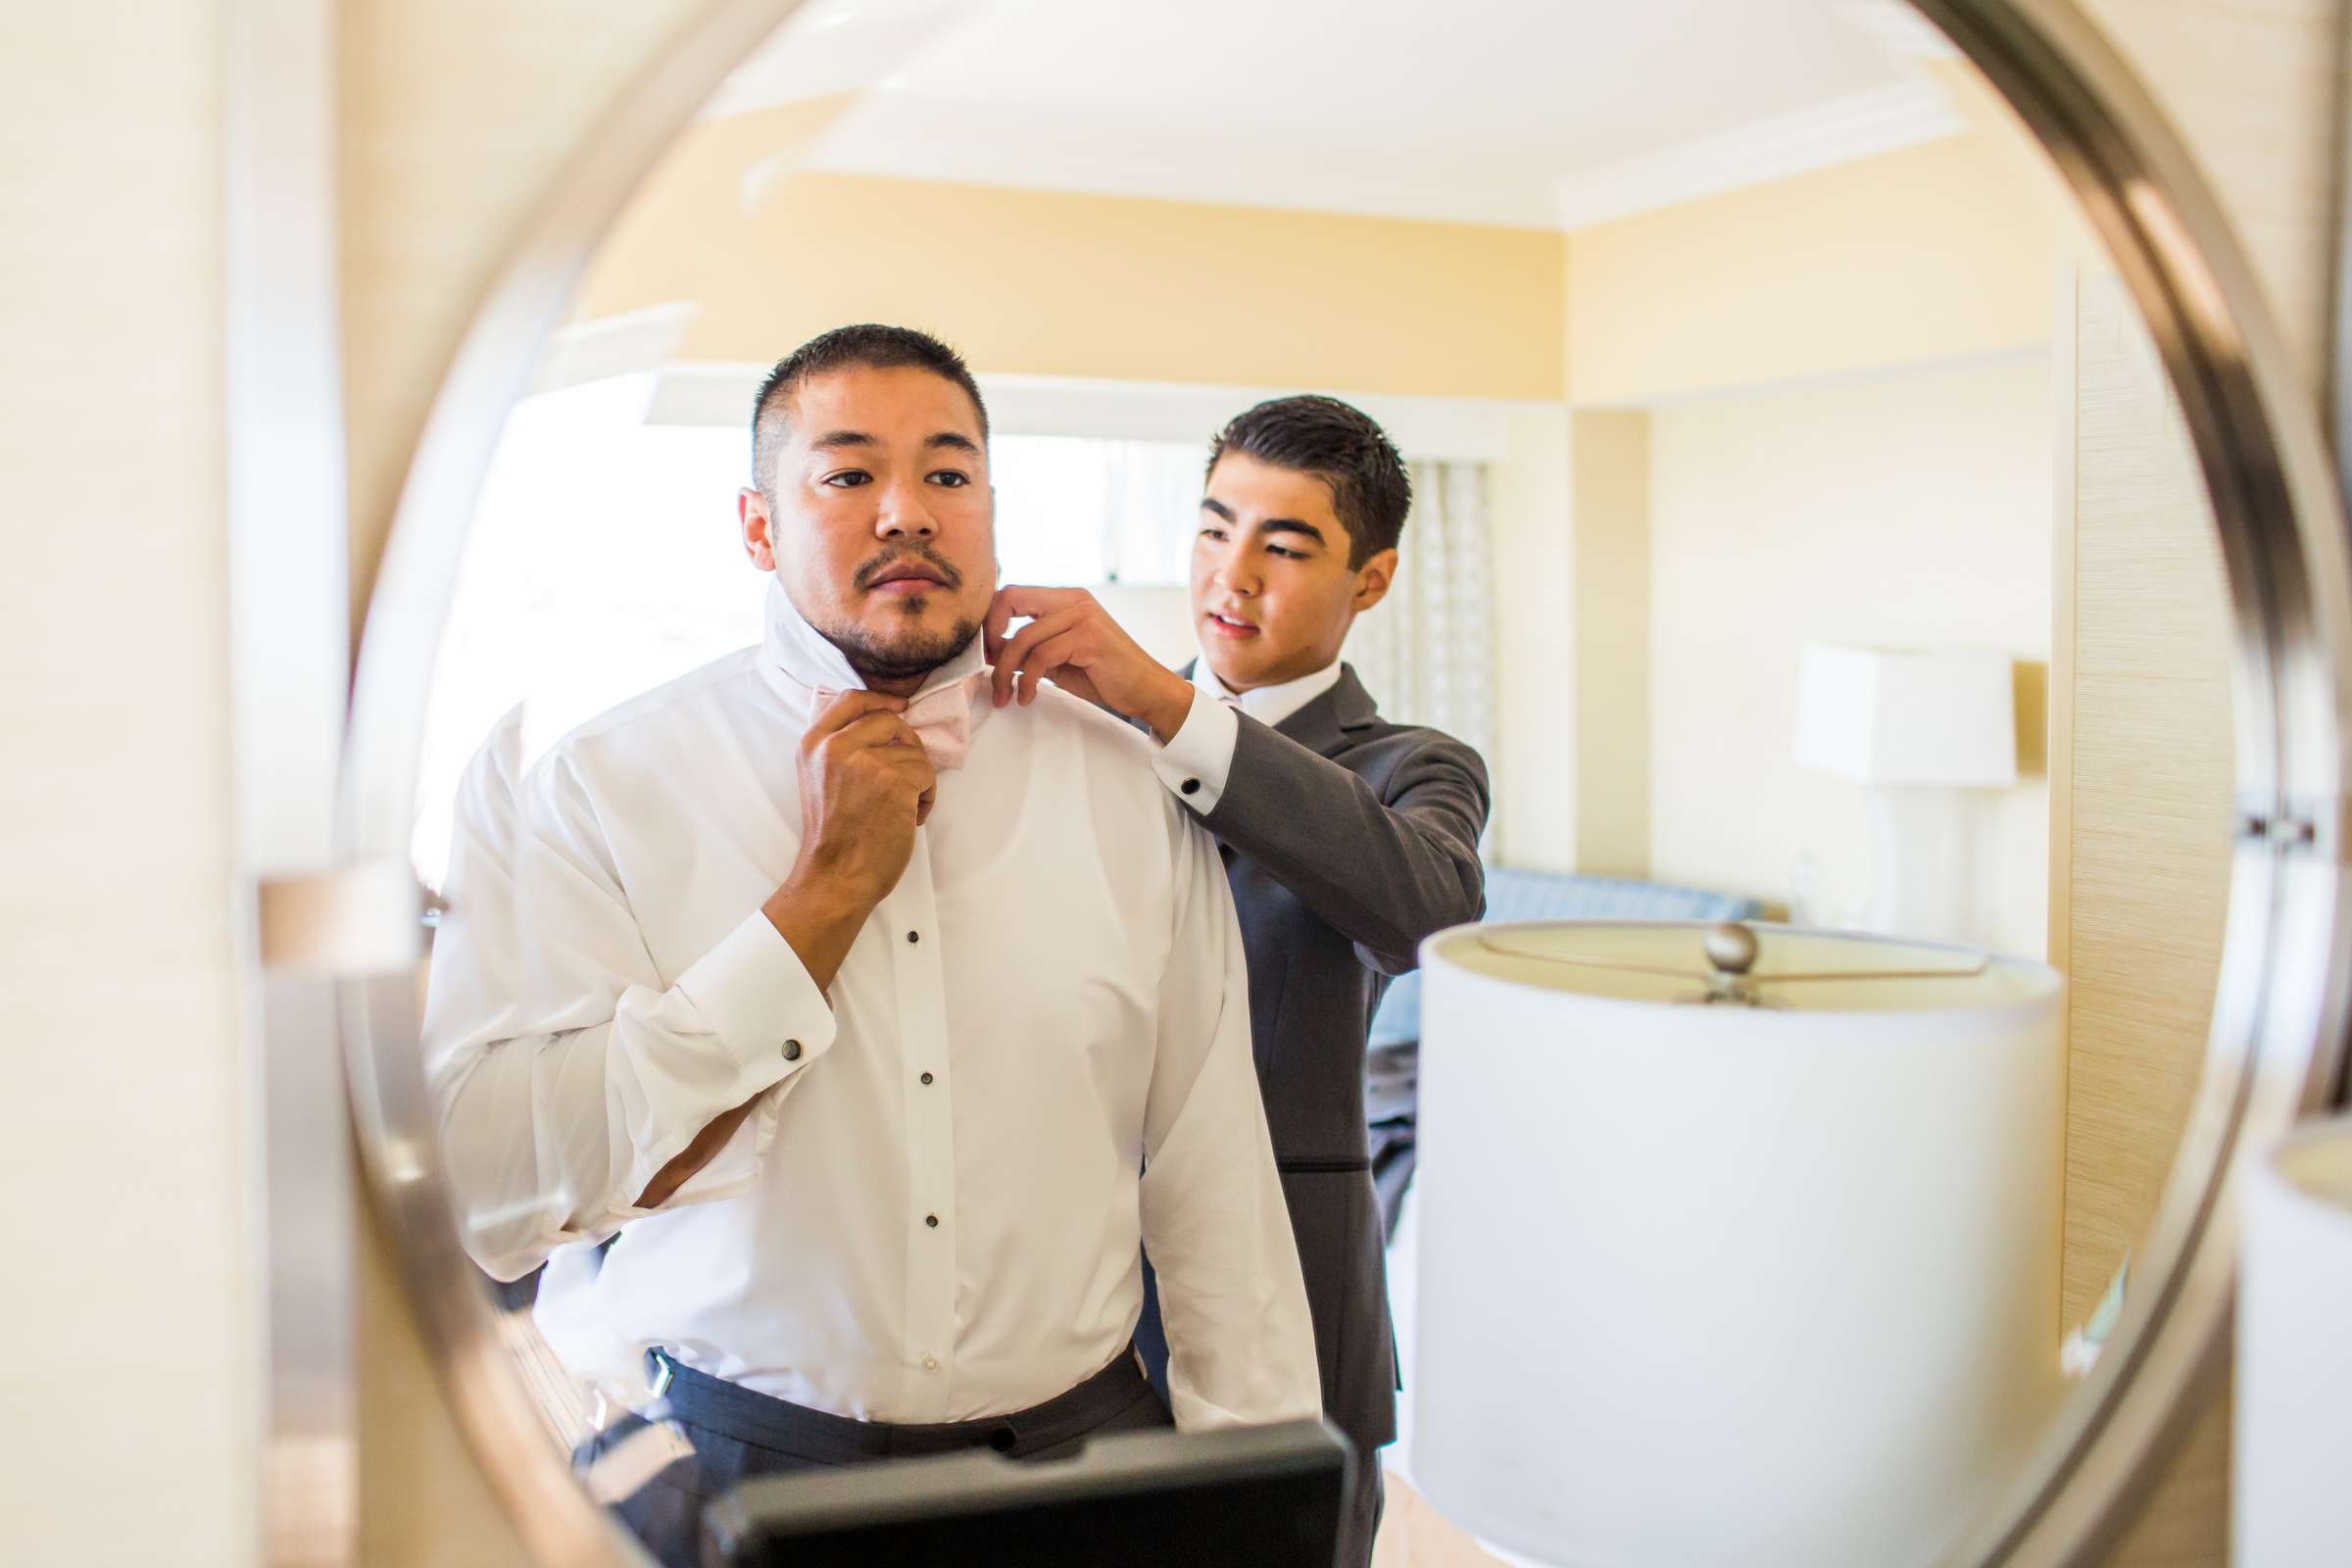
[
  {"x1": 783, "y1": 1039, "x2": 803, "y2": 1061},
  {"x1": 1180, "y1": 779, "x2": 1200, "y2": 796}
]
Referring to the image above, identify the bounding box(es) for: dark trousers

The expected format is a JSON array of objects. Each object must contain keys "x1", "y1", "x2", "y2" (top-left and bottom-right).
[{"x1": 580, "y1": 1348, "x2": 1172, "y2": 1568}]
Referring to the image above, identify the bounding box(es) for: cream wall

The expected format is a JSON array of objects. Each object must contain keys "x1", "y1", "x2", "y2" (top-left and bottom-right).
[
  {"x1": 1489, "y1": 407, "x2": 1579, "y2": 871},
  {"x1": 1643, "y1": 355, "x2": 2055, "y2": 955},
  {"x1": 579, "y1": 110, "x2": 1568, "y2": 402},
  {"x1": 0, "y1": 6, "x2": 254, "y2": 1567},
  {"x1": 1565, "y1": 120, "x2": 2061, "y2": 407},
  {"x1": 1489, "y1": 405, "x2": 1649, "y2": 879},
  {"x1": 1567, "y1": 411, "x2": 1653, "y2": 878},
  {"x1": 1531, "y1": 61, "x2": 2072, "y2": 907}
]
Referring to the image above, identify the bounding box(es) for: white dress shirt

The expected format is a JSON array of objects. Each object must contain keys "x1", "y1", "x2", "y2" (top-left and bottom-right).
[
  {"x1": 1151, "y1": 658, "x2": 1346, "y2": 816},
  {"x1": 423, "y1": 578, "x2": 1319, "y2": 1431}
]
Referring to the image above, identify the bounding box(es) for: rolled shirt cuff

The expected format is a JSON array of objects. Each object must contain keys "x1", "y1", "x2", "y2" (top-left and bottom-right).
[
  {"x1": 1152, "y1": 687, "x2": 1241, "y2": 815},
  {"x1": 673, "y1": 909, "x2": 838, "y2": 1076}
]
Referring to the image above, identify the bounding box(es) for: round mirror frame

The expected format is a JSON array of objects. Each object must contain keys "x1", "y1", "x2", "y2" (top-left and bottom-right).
[{"x1": 339, "y1": 2, "x2": 2352, "y2": 1563}]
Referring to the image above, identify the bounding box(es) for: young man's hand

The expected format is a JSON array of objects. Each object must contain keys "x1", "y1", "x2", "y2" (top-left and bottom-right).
[{"x1": 985, "y1": 585, "x2": 1197, "y2": 743}]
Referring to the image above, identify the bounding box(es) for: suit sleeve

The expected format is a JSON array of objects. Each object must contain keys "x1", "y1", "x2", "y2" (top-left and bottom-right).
[{"x1": 1192, "y1": 711, "x2": 1491, "y2": 974}]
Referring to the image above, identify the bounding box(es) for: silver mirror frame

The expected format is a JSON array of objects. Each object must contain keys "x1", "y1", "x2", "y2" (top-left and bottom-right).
[{"x1": 337, "y1": 2, "x2": 2352, "y2": 1563}]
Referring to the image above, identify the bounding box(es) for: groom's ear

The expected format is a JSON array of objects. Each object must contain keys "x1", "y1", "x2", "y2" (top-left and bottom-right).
[{"x1": 740, "y1": 487, "x2": 779, "y2": 570}]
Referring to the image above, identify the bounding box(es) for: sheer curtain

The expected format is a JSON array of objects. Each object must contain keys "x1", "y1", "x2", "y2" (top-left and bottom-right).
[{"x1": 1344, "y1": 460, "x2": 1498, "y2": 841}]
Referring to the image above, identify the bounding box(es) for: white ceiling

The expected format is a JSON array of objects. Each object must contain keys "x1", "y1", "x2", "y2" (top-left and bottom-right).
[{"x1": 710, "y1": 0, "x2": 1963, "y2": 229}]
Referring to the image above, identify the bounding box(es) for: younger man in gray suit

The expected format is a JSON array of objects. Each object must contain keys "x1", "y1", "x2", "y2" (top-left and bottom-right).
[{"x1": 985, "y1": 395, "x2": 1491, "y2": 1566}]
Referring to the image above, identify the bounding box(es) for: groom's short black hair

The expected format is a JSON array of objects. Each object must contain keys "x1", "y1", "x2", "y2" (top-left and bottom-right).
[
  {"x1": 752, "y1": 324, "x2": 990, "y2": 497},
  {"x1": 1205, "y1": 395, "x2": 1411, "y2": 568}
]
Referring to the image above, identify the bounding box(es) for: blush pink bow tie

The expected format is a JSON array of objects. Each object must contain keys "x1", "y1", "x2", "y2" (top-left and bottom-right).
[{"x1": 812, "y1": 667, "x2": 992, "y2": 770}]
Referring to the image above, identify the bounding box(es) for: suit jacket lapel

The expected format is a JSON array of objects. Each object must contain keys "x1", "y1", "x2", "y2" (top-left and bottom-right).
[{"x1": 1274, "y1": 666, "x2": 1379, "y2": 759}]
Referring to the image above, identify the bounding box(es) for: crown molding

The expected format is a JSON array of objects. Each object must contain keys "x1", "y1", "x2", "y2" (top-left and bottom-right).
[{"x1": 1551, "y1": 77, "x2": 1965, "y2": 232}]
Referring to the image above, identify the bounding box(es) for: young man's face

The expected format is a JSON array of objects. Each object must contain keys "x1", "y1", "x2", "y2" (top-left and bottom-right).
[
  {"x1": 1191, "y1": 452, "x2": 1396, "y2": 692},
  {"x1": 740, "y1": 364, "x2": 997, "y2": 685}
]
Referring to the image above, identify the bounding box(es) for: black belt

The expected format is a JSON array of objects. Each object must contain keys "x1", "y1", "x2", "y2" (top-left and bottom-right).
[{"x1": 647, "y1": 1347, "x2": 1152, "y2": 1464}]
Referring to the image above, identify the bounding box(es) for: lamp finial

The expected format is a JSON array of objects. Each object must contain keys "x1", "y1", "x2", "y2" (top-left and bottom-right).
[{"x1": 1701, "y1": 921, "x2": 1763, "y2": 1005}]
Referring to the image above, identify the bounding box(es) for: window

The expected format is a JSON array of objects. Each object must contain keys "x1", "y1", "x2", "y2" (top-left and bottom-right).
[{"x1": 989, "y1": 435, "x2": 1202, "y2": 587}]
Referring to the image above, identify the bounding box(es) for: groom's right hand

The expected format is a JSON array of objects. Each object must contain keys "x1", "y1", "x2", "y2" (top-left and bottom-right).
[
  {"x1": 642, "y1": 692, "x2": 927, "y2": 1208},
  {"x1": 762, "y1": 691, "x2": 936, "y2": 990}
]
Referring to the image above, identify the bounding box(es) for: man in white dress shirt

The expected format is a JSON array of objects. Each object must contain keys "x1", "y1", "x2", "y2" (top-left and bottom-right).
[{"x1": 422, "y1": 325, "x2": 1320, "y2": 1567}]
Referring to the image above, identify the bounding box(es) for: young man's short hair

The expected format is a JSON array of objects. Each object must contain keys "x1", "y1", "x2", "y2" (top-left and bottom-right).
[
  {"x1": 1206, "y1": 395, "x2": 1412, "y2": 568},
  {"x1": 751, "y1": 324, "x2": 990, "y2": 497}
]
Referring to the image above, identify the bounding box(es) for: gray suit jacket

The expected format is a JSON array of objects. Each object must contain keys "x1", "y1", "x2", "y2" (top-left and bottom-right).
[{"x1": 1165, "y1": 662, "x2": 1490, "y2": 1456}]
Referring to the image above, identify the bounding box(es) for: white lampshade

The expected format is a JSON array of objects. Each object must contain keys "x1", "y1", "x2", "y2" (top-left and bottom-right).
[
  {"x1": 2237, "y1": 1113, "x2": 2352, "y2": 1567},
  {"x1": 1794, "y1": 643, "x2": 2018, "y2": 787},
  {"x1": 1412, "y1": 921, "x2": 2065, "y2": 1567}
]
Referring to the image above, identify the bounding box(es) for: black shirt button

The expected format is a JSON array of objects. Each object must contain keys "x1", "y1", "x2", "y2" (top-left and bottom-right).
[
  {"x1": 1179, "y1": 778, "x2": 1200, "y2": 796},
  {"x1": 782, "y1": 1039, "x2": 803, "y2": 1061},
  {"x1": 906, "y1": 930, "x2": 920, "y2": 944},
  {"x1": 920, "y1": 1071, "x2": 934, "y2": 1085},
  {"x1": 925, "y1": 1213, "x2": 940, "y2": 1229}
]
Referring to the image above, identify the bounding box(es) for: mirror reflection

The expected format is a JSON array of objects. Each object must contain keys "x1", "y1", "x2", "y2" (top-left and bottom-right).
[{"x1": 407, "y1": 2, "x2": 2238, "y2": 1564}]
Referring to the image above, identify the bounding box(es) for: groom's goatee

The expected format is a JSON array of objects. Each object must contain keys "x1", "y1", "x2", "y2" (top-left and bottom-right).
[{"x1": 825, "y1": 616, "x2": 982, "y2": 683}]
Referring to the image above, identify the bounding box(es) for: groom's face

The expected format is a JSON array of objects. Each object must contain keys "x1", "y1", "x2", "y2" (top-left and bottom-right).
[{"x1": 741, "y1": 364, "x2": 997, "y2": 682}]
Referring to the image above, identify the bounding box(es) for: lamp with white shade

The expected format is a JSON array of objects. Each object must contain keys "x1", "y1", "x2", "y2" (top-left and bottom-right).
[
  {"x1": 1792, "y1": 643, "x2": 2019, "y2": 948},
  {"x1": 1410, "y1": 919, "x2": 2065, "y2": 1568},
  {"x1": 2237, "y1": 1113, "x2": 2352, "y2": 1566}
]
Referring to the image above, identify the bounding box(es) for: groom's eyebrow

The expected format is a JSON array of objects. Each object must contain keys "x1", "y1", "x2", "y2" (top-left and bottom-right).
[{"x1": 806, "y1": 430, "x2": 979, "y2": 455}]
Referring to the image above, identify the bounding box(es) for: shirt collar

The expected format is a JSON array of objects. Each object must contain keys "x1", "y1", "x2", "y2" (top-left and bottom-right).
[
  {"x1": 759, "y1": 574, "x2": 985, "y2": 705},
  {"x1": 1193, "y1": 656, "x2": 1346, "y2": 732}
]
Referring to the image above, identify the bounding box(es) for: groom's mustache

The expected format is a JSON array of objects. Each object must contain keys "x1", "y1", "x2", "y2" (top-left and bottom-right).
[{"x1": 854, "y1": 545, "x2": 964, "y2": 592}]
